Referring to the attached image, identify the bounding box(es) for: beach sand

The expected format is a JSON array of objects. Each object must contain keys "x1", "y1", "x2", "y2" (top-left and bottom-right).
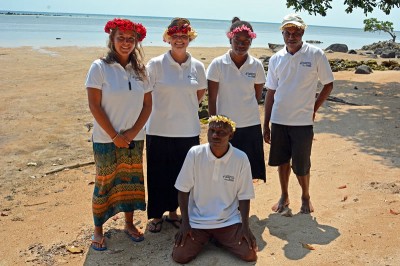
[{"x1": 0, "y1": 46, "x2": 399, "y2": 265}]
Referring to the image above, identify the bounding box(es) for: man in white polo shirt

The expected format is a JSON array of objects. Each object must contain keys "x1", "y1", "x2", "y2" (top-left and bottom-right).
[
  {"x1": 172, "y1": 115, "x2": 257, "y2": 263},
  {"x1": 263, "y1": 14, "x2": 334, "y2": 214}
]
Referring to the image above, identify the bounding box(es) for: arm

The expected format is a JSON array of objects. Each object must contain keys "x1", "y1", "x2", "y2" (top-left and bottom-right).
[
  {"x1": 197, "y1": 89, "x2": 206, "y2": 104},
  {"x1": 87, "y1": 88, "x2": 129, "y2": 147},
  {"x1": 238, "y1": 200, "x2": 257, "y2": 250},
  {"x1": 263, "y1": 89, "x2": 275, "y2": 144},
  {"x1": 121, "y1": 91, "x2": 152, "y2": 141},
  {"x1": 207, "y1": 80, "x2": 219, "y2": 116},
  {"x1": 254, "y1": 83, "x2": 264, "y2": 103},
  {"x1": 313, "y1": 82, "x2": 333, "y2": 121},
  {"x1": 175, "y1": 191, "x2": 193, "y2": 247}
]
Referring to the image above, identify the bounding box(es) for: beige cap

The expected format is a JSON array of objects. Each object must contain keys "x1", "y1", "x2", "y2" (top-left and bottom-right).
[{"x1": 280, "y1": 14, "x2": 307, "y2": 30}]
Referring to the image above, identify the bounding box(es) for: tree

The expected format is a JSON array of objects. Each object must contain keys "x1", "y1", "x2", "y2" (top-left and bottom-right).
[
  {"x1": 363, "y1": 18, "x2": 397, "y2": 42},
  {"x1": 286, "y1": 0, "x2": 400, "y2": 16}
]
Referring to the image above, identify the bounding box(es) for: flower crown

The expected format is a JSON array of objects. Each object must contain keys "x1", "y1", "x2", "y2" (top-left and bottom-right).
[
  {"x1": 162, "y1": 21, "x2": 197, "y2": 42},
  {"x1": 104, "y1": 18, "x2": 147, "y2": 42},
  {"x1": 208, "y1": 115, "x2": 236, "y2": 132},
  {"x1": 227, "y1": 25, "x2": 257, "y2": 39}
]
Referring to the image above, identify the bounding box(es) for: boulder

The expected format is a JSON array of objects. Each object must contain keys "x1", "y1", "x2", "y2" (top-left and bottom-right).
[
  {"x1": 380, "y1": 50, "x2": 396, "y2": 58},
  {"x1": 325, "y1": 43, "x2": 349, "y2": 53},
  {"x1": 355, "y1": 65, "x2": 373, "y2": 74},
  {"x1": 348, "y1": 49, "x2": 357, "y2": 54}
]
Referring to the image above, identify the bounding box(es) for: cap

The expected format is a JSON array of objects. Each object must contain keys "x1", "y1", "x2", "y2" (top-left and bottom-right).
[{"x1": 280, "y1": 14, "x2": 307, "y2": 30}]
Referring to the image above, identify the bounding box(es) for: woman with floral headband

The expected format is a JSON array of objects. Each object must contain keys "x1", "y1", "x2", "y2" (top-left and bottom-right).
[
  {"x1": 85, "y1": 18, "x2": 151, "y2": 250},
  {"x1": 145, "y1": 17, "x2": 206, "y2": 233},
  {"x1": 207, "y1": 17, "x2": 266, "y2": 182}
]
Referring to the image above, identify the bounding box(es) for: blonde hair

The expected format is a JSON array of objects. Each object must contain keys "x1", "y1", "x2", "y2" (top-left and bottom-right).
[{"x1": 162, "y1": 17, "x2": 197, "y2": 43}]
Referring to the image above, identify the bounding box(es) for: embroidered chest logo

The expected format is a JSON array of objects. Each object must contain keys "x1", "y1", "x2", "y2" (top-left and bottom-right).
[
  {"x1": 245, "y1": 72, "x2": 256, "y2": 78},
  {"x1": 187, "y1": 73, "x2": 198, "y2": 81},
  {"x1": 223, "y1": 175, "x2": 235, "y2": 182},
  {"x1": 300, "y1": 61, "x2": 312, "y2": 67}
]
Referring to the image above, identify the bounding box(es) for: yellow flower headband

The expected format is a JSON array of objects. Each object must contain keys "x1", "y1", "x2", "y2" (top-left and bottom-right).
[{"x1": 208, "y1": 115, "x2": 236, "y2": 132}]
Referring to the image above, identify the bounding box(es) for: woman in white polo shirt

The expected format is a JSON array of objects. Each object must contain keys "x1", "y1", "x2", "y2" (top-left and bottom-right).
[
  {"x1": 207, "y1": 17, "x2": 266, "y2": 182},
  {"x1": 85, "y1": 18, "x2": 151, "y2": 250},
  {"x1": 146, "y1": 18, "x2": 207, "y2": 233}
]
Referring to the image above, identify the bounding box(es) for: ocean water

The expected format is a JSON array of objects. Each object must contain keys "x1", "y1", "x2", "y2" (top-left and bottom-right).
[{"x1": 1, "y1": 12, "x2": 398, "y2": 49}]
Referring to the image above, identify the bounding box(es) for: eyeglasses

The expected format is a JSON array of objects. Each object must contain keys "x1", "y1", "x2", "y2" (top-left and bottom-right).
[
  {"x1": 232, "y1": 38, "x2": 251, "y2": 46},
  {"x1": 282, "y1": 31, "x2": 303, "y2": 38},
  {"x1": 171, "y1": 35, "x2": 189, "y2": 40},
  {"x1": 116, "y1": 36, "x2": 136, "y2": 43}
]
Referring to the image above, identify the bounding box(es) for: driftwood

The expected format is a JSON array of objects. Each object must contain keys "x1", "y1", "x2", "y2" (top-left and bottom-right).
[
  {"x1": 45, "y1": 161, "x2": 94, "y2": 175},
  {"x1": 316, "y1": 93, "x2": 363, "y2": 106}
]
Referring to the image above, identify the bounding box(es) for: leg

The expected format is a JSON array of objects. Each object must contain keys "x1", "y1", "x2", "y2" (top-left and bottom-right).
[
  {"x1": 272, "y1": 162, "x2": 291, "y2": 212},
  {"x1": 166, "y1": 211, "x2": 182, "y2": 229},
  {"x1": 213, "y1": 224, "x2": 257, "y2": 262},
  {"x1": 172, "y1": 228, "x2": 210, "y2": 264},
  {"x1": 124, "y1": 212, "x2": 144, "y2": 241},
  {"x1": 296, "y1": 174, "x2": 314, "y2": 214},
  {"x1": 92, "y1": 225, "x2": 106, "y2": 250}
]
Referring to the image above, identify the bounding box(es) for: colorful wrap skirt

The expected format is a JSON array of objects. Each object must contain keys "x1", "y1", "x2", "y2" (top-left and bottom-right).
[{"x1": 92, "y1": 141, "x2": 146, "y2": 226}]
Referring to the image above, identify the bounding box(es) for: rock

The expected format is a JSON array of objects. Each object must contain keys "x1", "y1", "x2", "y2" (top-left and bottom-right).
[
  {"x1": 268, "y1": 43, "x2": 284, "y2": 52},
  {"x1": 355, "y1": 65, "x2": 373, "y2": 74},
  {"x1": 367, "y1": 54, "x2": 378, "y2": 59},
  {"x1": 380, "y1": 50, "x2": 396, "y2": 58},
  {"x1": 348, "y1": 49, "x2": 357, "y2": 54},
  {"x1": 325, "y1": 43, "x2": 349, "y2": 53},
  {"x1": 325, "y1": 49, "x2": 334, "y2": 53}
]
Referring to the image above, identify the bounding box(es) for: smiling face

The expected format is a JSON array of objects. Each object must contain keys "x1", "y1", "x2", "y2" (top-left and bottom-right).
[
  {"x1": 282, "y1": 26, "x2": 304, "y2": 54},
  {"x1": 230, "y1": 31, "x2": 252, "y2": 57},
  {"x1": 112, "y1": 29, "x2": 136, "y2": 61},
  {"x1": 169, "y1": 33, "x2": 190, "y2": 51}
]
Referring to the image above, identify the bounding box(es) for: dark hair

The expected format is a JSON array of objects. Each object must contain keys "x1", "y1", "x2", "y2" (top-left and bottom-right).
[
  {"x1": 229, "y1": 17, "x2": 254, "y2": 32},
  {"x1": 102, "y1": 29, "x2": 147, "y2": 81}
]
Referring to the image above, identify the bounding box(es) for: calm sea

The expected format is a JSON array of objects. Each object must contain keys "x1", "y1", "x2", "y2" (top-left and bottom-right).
[{"x1": 1, "y1": 12, "x2": 398, "y2": 49}]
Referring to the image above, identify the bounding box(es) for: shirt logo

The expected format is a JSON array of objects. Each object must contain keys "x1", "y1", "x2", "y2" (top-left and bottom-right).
[
  {"x1": 300, "y1": 61, "x2": 312, "y2": 67},
  {"x1": 188, "y1": 73, "x2": 198, "y2": 81},
  {"x1": 245, "y1": 72, "x2": 256, "y2": 78},
  {"x1": 223, "y1": 175, "x2": 235, "y2": 182}
]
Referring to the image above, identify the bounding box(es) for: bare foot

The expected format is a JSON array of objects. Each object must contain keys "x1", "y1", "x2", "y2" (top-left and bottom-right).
[
  {"x1": 271, "y1": 196, "x2": 290, "y2": 213},
  {"x1": 125, "y1": 222, "x2": 144, "y2": 239},
  {"x1": 300, "y1": 197, "x2": 314, "y2": 214}
]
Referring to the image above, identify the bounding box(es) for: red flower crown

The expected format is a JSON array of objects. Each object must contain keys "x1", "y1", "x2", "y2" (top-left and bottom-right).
[
  {"x1": 167, "y1": 24, "x2": 191, "y2": 36},
  {"x1": 104, "y1": 18, "x2": 147, "y2": 42}
]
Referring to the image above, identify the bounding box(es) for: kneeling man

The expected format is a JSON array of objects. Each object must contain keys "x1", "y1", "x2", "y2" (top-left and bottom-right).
[{"x1": 172, "y1": 115, "x2": 257, "y2": 263}]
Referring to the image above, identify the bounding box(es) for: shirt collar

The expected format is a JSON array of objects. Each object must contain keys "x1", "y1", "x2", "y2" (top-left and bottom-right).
[
  {"x1": 206, "y1": 143, "x2": 234, "y2": 163},
  {"x1": 222, "y1": 50, "x2": 254, "y2": 65},
  {"x1": 166, "y1": 51, "x2": 192, "y2": 67}
]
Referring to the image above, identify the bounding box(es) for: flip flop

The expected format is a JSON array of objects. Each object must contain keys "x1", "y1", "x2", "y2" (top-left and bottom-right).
[
  {"x1": 91, "y1": 235, "x2": 107, "y2": 251},
  {"x1": 147, "y1": 219, "x2": 163, "y2": 233},
  {"x1": 124, "y1": 230, "x2": 144, "y2": 242},
  {"x1": 165, "y1": 216, "x2": 182, "y2": 229}
]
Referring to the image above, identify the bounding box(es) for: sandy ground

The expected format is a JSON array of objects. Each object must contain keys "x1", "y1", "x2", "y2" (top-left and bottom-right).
[{"x1": 0, "y1": 46, "x2": 399, "y2": 266}]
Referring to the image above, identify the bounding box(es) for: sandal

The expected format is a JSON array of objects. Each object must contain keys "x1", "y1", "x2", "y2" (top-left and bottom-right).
[
  {"x1": 124, "y1": 229, "x2": 144, "y2": 242},
  {"x1": 147, "y1": 219, "x2": 163, "y2": 233},
  {"x1": 165, "y1": 216, "x2": 182, "y2": 229},
  {"x1": 91, "y1": 235, "x2": 107, "y2": 251}
]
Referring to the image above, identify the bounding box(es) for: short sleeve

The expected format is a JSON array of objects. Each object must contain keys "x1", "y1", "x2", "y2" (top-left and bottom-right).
[
  {"x1": 317, "y1": 53, "x2": 334, "y2": 85},
  {"x1": 265, "y1": 56, "x2": 278, "y2": 91},
  {"x1": 85, "y1": 60, "x2": 104, "y2": 90},
  {"x1": 206, "y1": 59, "x2": 220, "y2": 82},
  {"x1": 146, "y1": 59, "x2": 157, "y2": 90},
  {"x1": 175, "y1": 148, "x2": 195, "y2": 193},
  {"x1": 237, "y1": 157, "x2": 255, "y2": 201},
  {"x1": 196, "y1": 61, "x2": 207, "y2": 89}
]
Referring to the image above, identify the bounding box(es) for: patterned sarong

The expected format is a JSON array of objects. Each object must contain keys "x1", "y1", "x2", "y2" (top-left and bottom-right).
[{"x1": 92, "y1": 141, "x2": 146, "y2": 226}]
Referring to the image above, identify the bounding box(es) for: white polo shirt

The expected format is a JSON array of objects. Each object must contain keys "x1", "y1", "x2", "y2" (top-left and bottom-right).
[
  {"x1": 146, "y1": 52, "x2": 207, "y2": 137},
  {"x1": 206, "y1": 51, "x2": 266, "y2": 128},
  {"x1": 266, "y1": 43, "x2": 334, "y2": 126},
  {"x1": 85, "y1": 59, "x2": 151, "y2": 143},
  {"x1": 175, "y1": 143, "x2": 255, "y2": 229}
]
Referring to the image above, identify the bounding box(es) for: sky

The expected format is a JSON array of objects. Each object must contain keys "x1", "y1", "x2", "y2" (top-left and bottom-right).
[{"x1": 0, "y1": 0, "x2": 399, "y2": 30}]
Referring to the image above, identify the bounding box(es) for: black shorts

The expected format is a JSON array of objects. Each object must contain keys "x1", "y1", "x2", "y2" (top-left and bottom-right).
[{"x1": 268, "y1": 123, "x2": 313, "y2": 176}]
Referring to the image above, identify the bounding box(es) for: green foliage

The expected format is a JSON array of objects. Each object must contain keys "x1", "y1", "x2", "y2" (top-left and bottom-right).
[
  {"x1": 363, "y1": 18, "x2": 396, "y2": 42},
  {"x1": 286, "y1": 0, "x2": 400, "y2": 16}
]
